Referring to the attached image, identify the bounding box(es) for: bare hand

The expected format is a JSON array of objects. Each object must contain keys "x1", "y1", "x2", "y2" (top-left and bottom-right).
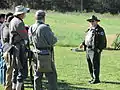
[{"x1": 79, "y1": 44, "x2": 83, "y2": 48}]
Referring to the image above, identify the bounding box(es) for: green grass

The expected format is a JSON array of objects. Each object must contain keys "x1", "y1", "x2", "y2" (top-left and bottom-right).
[
  {"x1": 1, "y1": 10, "x2": 120, "y2": 46},
  {"x1": 55, "y1": 47, "x2": 120, "y2": 90},
  {"x1": 25, "y1": 11, "x2": 120, "y2": 89},
  {"x1": 1, "y1": 47, "x2": 120, "y2": 90},
  {"x1": 24, "y1": 11, "x2": 120, "y2": 47}
]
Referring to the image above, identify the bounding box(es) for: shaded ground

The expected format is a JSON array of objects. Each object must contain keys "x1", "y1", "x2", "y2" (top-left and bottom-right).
[
  {"x1": 24, "y1": 77, "x2": 120, "y2": 90},
  {"x1": 24, "y1": 77, "x2": 102, "y2": 90}
]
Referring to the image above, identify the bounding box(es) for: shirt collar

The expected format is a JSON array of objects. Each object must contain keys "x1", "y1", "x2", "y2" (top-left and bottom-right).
[
  {"x1": 15, "y1": 16, "x2": 23, "y2": 21},
  {"x1": 36, "y1": 20, "x2": 44, "y2": 24}
]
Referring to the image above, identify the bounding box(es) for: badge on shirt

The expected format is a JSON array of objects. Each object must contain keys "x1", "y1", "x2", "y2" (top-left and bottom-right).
[{"x1": 100, "y1": 32, "x2": 104, "y2": 35}]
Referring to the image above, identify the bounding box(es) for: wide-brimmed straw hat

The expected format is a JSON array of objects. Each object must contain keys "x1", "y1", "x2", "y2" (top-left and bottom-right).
[
  {"x1": 87, "y1": 15, "x2": 100, "y2": 22},
  {"x1": 14, "y1": 5, "x2": 30, "y2": 15}
]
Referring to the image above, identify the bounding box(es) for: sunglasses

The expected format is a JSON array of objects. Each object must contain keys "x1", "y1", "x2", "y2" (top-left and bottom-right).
[{"x1": 89, "y1": 20, "x2": 95, "y2": 22}]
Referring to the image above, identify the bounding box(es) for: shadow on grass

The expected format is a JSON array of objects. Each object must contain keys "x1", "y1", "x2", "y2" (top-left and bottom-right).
[
  {"x1": 105, "y1": 47, "x2": 120, "y2": 51},
  {"x1": 57, "y1": 80, "x2": 101, "y2": 90},
  {"x1": 101, "y1": 81, "x2": 120, "y2": 85},
  {"x1": 24, "y1": 78, "x2": 102, "y2": 90},
  {"x1": 24, "y1": 76, "x2": 34, "y2": 89}
]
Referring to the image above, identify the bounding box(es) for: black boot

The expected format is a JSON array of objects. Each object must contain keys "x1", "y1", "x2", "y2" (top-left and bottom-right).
[
  {"x1": 88, "y1": 78, "x2": 94, "y2": 83},
  {"x1": 89, "y1": 73, "x2": 94, "y2": 83},
  {"x1": 89, "y1": 79, "x2": 100, "y2": 84}
]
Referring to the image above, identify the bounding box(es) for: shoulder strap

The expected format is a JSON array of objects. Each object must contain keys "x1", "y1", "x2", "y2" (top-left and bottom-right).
[
  {"x1": 31, "y1": 23, "x2": 51, "y2": 49},
  {"x1": 31, "y1": 23, "x2": 40, "y2": 50}
]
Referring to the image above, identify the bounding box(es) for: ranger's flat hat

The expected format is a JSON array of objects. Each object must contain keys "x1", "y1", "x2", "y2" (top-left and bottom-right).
[
  {"x1": 14, "y1": 5, "x2": 30, "y2": 15},
  {"x1": 87, "y1": 15, "x2": 100, "y2": 22}
]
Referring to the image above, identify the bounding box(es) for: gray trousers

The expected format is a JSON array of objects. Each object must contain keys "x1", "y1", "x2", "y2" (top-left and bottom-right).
[
  {"x1": 34, "y1": 62, "x2": 57, "y2": 90},
  {"x1": 12, "y1": 41, "x2": 28, "y2": 89},
  {"x1": 86, "y1": 49, "x2": 101, "y2": 80}
]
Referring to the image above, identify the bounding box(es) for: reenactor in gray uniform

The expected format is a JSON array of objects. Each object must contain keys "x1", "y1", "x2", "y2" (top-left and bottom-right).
[
  {"x1": 9, "y1": 5, "x2": 29, "y2": 90},
  {"x1": 1, "y1": 12, "x2": 13, "y2": 45},
  {"x1": 0, "y1": 13, "x2": 5, "y2": 44},
  {"x1": 1, "y1": 12, "x2": 14, "y2": 90},
  {"x1": 80, "y1": 15, "x2": 107, "y2": 84},
  {"x1": 28, "y1": 10, "x2": 57, "y2": 90}
]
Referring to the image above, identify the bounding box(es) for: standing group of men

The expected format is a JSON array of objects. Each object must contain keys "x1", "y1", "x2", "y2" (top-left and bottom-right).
[
  {"x1": 0, "y1": 4, "x2": 107, "y2": 90},
  {"x1": 0, "y1": 5, "x2": 57, "y2": 90}
]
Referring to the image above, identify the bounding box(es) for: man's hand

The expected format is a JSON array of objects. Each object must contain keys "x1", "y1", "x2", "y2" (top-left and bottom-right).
[
  {"x1": 24, "y1": 40, "x2": 28, "y2": 45},
  {"x1": 79, "y1": 44, "x2": 83, "y2": 48},
  {"x1": 97, "y1": 49, "x2": 101, "y2": 53}
]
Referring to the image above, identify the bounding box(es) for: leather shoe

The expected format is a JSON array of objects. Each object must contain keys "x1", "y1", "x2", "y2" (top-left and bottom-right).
[
  {"x1": 89, "y1": 80, "x2": 100, "y2": 84},
  {"x1": 88, "y1": 79, "x2": 94, "y2": 83}
]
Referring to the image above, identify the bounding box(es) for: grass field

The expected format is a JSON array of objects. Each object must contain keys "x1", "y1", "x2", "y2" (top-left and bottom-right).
[
  {"x1": 1, "y1": 47, "x2": 120, "y2": 90},
  {"x1": 24, "y1": 11, "x2": 120, "y2": 47},
  {"x1": 0, "y1": 11, "x2": 120, "y2": 90}
]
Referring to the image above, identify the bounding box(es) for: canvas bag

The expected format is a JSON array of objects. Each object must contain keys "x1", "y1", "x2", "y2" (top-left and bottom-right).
[
  {"x1": 35, "y1": 49, "x2": 52, "y2": 72},
  {"x1": 31, "y1": 24, "x2": 53, "y2": 72}
]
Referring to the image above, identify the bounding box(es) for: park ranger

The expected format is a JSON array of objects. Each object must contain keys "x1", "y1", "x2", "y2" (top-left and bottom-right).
[
  {"x1": 80, "y1": 15, "x2": 107, "y2": 84},
  {"x1": 28, "y1": 10, "x2": 57, "y2": 90}
]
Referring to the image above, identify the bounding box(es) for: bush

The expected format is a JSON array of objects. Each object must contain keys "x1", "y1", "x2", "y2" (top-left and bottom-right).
[{"x1": 111, "y1": 34, "x2": 120, "y2": 50}]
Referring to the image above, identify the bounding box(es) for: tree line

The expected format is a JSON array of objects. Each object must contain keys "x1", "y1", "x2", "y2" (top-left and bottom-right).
[{"x1": 1, "y1": 0, "x2": 120, "y2": 14}]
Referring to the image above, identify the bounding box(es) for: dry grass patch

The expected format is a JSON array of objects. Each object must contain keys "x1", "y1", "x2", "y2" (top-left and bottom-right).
[{"x1": 106, "y1": 34, "x2": 117, "y2": 48}]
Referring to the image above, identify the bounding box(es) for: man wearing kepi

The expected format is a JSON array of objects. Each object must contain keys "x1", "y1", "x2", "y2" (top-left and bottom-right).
[
  {"x1": 9, "y1": 5, "x2": 29, "y2": 90},
  {"x1": 28, "y1": 10, "x2": 57, "y2": 90},
  {"x1": 80, "y1": 15, "x2": 107, "y2": 84}
]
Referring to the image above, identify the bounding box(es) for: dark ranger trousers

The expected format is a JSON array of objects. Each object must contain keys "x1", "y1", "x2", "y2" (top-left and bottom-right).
[{"x1": 86, "y1": 48, "x2": 101, "y2": 81}]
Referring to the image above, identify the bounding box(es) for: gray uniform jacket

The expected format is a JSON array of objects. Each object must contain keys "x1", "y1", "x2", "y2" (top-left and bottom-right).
[
  {"x1": 1, "y1": 22, "x2": 10, "y2": 45},
  {"x1": 0, "y1": 22, "x2": 3, "y2": 40},
  {"x1": 28, "y1": 21, "x2": 57, "y2": 49},
  {"x1": 9, "y1": 16, "x2": 28, "y2": 69},
  {"x1": 9, "y1": 16, "x2": 28, "y2": 44}
]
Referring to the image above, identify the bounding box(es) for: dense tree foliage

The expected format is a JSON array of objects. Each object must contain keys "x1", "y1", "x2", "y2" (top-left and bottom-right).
[{"x1": 1, "y1": 0, "x2": 120, "y2": 14}]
